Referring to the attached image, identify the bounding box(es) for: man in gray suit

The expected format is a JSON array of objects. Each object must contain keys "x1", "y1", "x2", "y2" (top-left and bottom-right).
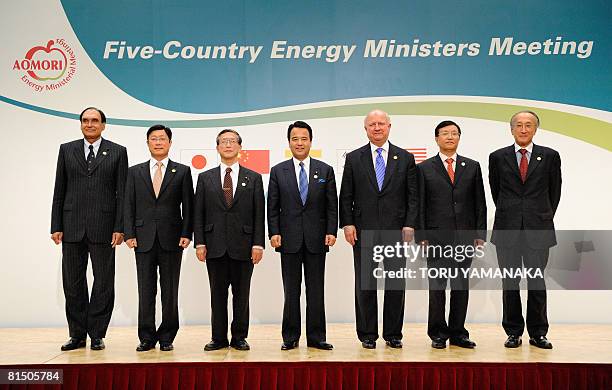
[{"x1": 51, "y1": 107, "x2": 128, "y2": 351}]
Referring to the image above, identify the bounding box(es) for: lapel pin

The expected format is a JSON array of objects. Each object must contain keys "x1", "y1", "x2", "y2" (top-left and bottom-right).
[
  {"x1": 171, "y1": 168, "x2": 176, "y2": 173},
  {"x1": 241, "y1": 182, "x2": 246, "y2": 187},
  {"x1": 461, "y1": 161, "x2": 466, "y2": 166},
  {"x1": 313, "y1": 174, "x2": 318, "y2": 179},
  {"x1": 393, "y1": 155, "x2": 398, "y2": 160},
  {"x1": 537, "y1": 156, "x2": 542, "y2": 161},
  {"x1": 102, "y1": 151, "x2": 107, "y2": 156}
]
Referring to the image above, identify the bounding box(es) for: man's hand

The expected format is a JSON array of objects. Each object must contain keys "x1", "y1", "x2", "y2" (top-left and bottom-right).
[
  {"x1": 474, "y1": 239, "x2": 485, "y2": 249},
  {"x1": 343, "y1": 225, "x2": 357, "y2": 246},
  {"x1": 179, "y1": 237, "x2": 191, "y2": 248},
  {"x1": 270, "y1": 235, "x2": 282, "y2": 248},
  {"x1": 251, "y1": 247, "x2": 263, "y2": 264},
  {"x1": 51, "y1": 232, "x2": 63, "y2": 245},
  {"x1": 111, "y1": 232, "x2": 124, "y2": 248},
  {"x1": 325, "y1": 234, "x2": 336, "y2": 246},
  {"x1": 196, "y1": 246, "x2": 207, "y2": 262},
  {"x1": 126, "y1": 238, "x2": 137, "y2": 249},
  {"x1": 402, "y1": 227, "x2": 414, "y2": 243}
]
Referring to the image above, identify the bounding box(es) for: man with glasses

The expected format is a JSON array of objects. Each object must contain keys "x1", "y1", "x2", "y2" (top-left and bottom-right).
[
  {"x1": 124, "y1": 125, "x2": 193, "y2": 352},
  {"x1": 51, "y1": 107, "x2": 128, "y2": 351},
  {"x1": 194, "y1": 129, "x2": 265, "y2": 351}
]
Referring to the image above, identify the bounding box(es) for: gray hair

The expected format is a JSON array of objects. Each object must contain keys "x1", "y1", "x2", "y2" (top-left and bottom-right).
[
  {"x1": 510, "y1": 110, "x2": 540, "y2": 128},
  {"x1": 364, "y1": 109, "x2": 391, "y2": 125}
]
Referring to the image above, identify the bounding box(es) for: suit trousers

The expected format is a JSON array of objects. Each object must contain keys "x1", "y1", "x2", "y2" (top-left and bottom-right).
[
  {"x1": 62, "y1": 234, "x2": 115, "y2": 339},
  {"x1": 353, "y1": 244, "x2": 405, "y2": 342},
  {"x1": 496, "y1": 240, "x2": 549, "y2": 338},
  {"x1": 281, "y1": 246, "x2": 327, "y2": 344},
  {"x1": 206, "y1": 254, "x2": 254, "y2": 342},
  {"x1": 135, "y1": 235, "x2": 182, "y2": 344},
  {"x1": 427, "y1": 256, "x2": 471, "y2": 341}
]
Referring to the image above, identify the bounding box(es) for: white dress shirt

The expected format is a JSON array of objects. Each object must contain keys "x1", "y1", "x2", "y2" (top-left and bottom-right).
[
  {"x1": 293, "y1": 156, "x2": 311, "y2": 187},
  {"x1": 219, "y1": 161, "x2": 239, "y2": 195},
  {"x1": 438, "y1": 152, "x2": 458, "y2": 171},
  {"x1": 370, "y1": 141, "x2": 389, "y2": 170},
  {"x1": 514, "y1": 142, "x2": 533, "y2": 165},
  {"x1": 83, "y1": 138, "x2": 102, "y2": 159},
  {"x1": 150, "y1": 157, "x2": 169, "y2": 182}
]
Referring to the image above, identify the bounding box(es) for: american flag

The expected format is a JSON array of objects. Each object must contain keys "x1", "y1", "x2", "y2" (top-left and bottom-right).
[{"x1": 406, "y1": 147, "x2": 427, "y2": 163}]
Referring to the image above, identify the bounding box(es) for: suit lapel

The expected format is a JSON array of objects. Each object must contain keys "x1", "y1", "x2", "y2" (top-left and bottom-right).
[
  {"x1": 304, "y1": 159, "x2": 320, "y2": 207},
  {"x1": 139, "y1": 162, "x2": 156, "y2": 198},
  {"x1": 209, "y1": 166, "x2": 227, "y2": 209},
  {"x1": 283, "y1": 159, "x2": 302, "y2": 206},
  {"x1": 232, "y1": 166, "x2": 249, "y2": 207},
  {"x1": 381, "y1": 144, "x2": 398, "y2": 192},
  {"x1": 431, "y1": 155, "x2": 453, "y2": 187},
  {"x1": 503, "y1": 145, "x2": 521, "y2": 181},
  {"x1": 359, "y1": 145, "x2": 378, "y2": 191},
  {"x1": 525, "y1": 144, "x2": 543, "y2": 182},
  {"x1": 72, "y1": 140, "x2": 88, "y2": 171},
  {"x1": 157, "y1": 159, "x2": 177, "y2": 198},
  {"x1": 453, "y1": 155, "x2": 466, "y2": 186},
  {"x1": 88, "y1": 138, "x2": 109, "y2": 174}
]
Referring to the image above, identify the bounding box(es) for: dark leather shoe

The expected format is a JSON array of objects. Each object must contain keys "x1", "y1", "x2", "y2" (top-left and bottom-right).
[
  {"x1": 204, "y1": 340, "x2": 229, "y2": 351},
  {"x1": 529, "y1": 336, "x2": 553, "y2": 349},
  {"x1": 450, "y1": 336, "x2": 476, "y2": 349},
  {"x1": 281, "y1": 341, "x2": 299, "y2": 350},
  {"x1": 230, "y1": 339, "x2": 250, "y2": 351},
  {"x1": 361, "y1": 340, "x2": 376, "y2": 349},
  {"x1": 307, "y1": 341, "x2": 333, "y2": 350},
  {"x1": 385, "y1": 339, "x2": 403, "y2": 349},
  {"x1": 90, "y1": 338, "x2": 105, "y2": 350},
  {"x1": 160, "y1": 342, "x2": 174, "y2": 351},
  {"x1": 61, "y1": 338, "x2": 86, "y2": 351},
  {"x1": 504, "y1": 335, "x2": 522, "y2": 348},
  {"x1": 431, "y1": 337, "x2": 447, "y2": 349},
  {"x1": 136, "y1": 341, "x2": 155, "y2": 351}
]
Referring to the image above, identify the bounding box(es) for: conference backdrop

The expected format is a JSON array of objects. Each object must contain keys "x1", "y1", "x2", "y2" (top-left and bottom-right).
[{"x1": 1, "y1": 0, "x2": 610, "y2": 328}]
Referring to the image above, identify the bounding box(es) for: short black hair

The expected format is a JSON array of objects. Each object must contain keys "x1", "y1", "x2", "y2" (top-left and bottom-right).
[
  {"x1": 216, "y1": 129, "x2": 242, "y2": 145},
  {"x1": 434, "y1": 120, "x2": 462, "y2": 137},
  {"x1": 146, "y1": 124, "x2": 172, "y2": 140},
  {"x1": 287, "y1": 121, "x2": 313, "y2": 141},
  {"x1": 79, "y1": 107, "x2": 106, "y2": 123}
]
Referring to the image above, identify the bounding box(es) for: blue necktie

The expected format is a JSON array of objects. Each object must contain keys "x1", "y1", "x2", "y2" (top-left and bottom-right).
[
  {"x1": 299, "y1": 161, "x2": 308, "y2": 205},
  {"x1": 375, "y1": 147, "x2": 385, "y2": 191}
]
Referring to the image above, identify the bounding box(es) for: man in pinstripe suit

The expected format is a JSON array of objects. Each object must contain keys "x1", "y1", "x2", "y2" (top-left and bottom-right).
[{"x1": 51, "y1": 107, "x2": 128, "y2": 351}]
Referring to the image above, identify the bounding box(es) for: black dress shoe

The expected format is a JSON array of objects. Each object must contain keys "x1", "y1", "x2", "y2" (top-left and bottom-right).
[
  {"x1": 307, "y1": 341, "x2": 333, "y2": 350},
  {"x1": 61, "y1": 338, "x2": 86, "y2": 351},
  {"x1": 504, "y1": 335, "x2": 522, "y2": 348},
  {"x1": 136, "y1": 341, "x2": 156, "y2": 352},
  {"x1": 160, "y1": 342, "x2": 174, "y2": 351},
  {"x1": 91, "y1": 338, "x2": 105, "y2": 350},
  {"x1": 230, "y1": 339, "x2": 250, "y2": 351},
  {"x1": 204, "y1": 340, "x2": 229, "y2": 351},
  {"x1": 385, "y1": 339, "x2": 403, "y2": 349},
  {"x1": 361, "y1": 340, "x2": 376, "y2": 349},
  {"x1": 450, "y1": 336, "x2": 476, "y2": 349},
  {"x1": 529, "y1": 336, "x2": 553, "y2": 349},
  {"x1": 431, "y1": 337, "x2": 447, "y2": 349},
  {"x1": 281, "y1": 341, "x2": 299, "y2": 350}
]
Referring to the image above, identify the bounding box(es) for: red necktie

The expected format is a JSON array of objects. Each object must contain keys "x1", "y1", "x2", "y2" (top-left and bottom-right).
[
  {"x1": 445, "y1": 158, "x2": 455, "y2": 184},
  {"x1": 519, "y1": 149, "x2": 528, "y2": 183}
]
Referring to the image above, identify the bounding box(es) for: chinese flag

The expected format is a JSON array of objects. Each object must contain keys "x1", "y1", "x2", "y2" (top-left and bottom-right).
[{"x1": 238, "y1": 150, "x2": 270, "y2": 174}]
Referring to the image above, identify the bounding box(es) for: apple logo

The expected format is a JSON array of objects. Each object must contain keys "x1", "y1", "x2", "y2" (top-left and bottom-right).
[{"x1": 24, "y1": 40, "x2": 67, "y2": 81}]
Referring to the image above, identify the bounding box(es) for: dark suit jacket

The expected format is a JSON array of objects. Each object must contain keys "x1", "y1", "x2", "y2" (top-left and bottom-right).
[
  {"x1": 267, "y1": 158, "x2": 338, "y2": 254},
  {"x1": 193, "y1": 165, "x2": 265, "y2": 261},
  {"x1": 339, "y1": 142, "x2": 418, "y2": 241},
  {"x1": 489, "y1": 144, "x2": 562, "y2": 248},
  {"x1": 123, "y1": 160, "x2": 194, "y2": 253},
  {"x1": 51, "y1": 138, "x2": 128, "y2": 243},
  {"x1": 416, "y1": 155, "x2": 487, "y2": 245}
]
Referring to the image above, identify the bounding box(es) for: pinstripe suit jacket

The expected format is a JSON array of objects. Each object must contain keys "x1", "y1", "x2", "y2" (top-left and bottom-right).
[{"x1": 51, "y1": 138, "x2": 128, "y2": 243}]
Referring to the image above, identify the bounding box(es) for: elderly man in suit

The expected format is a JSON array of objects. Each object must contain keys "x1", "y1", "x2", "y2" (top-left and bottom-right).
[
  {"x1": 51, "y1": 107, "x2": 128, "y2": 351},
  {"x1": 194, "y1": 129, "x2": 265, "y2": 351},
  {"x1": 124, "y1": 124, "x2": 193, "y2": 352},
  {"x1": 267, "y1": 121, "x2": 338, "y2": 351},
  {"x1": 489, "y1": 111, "x2": 562, "y2": 349},
  {"x1": 417, "y1": 120, "x2": 486, "y2": 349},
  {"x1": 339, "y1": 109, "x2": 418, "y2": 349}
]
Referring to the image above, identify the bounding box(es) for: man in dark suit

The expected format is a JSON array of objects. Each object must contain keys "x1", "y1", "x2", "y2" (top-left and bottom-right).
[
  {"x1": 489, "y1": 111, "x2": 561, "y2": 349},
  {"x1": 124, "y1": 125, "x2": 193, "y2": 352},
  {"x1": 339, "y1": 109, "x2": 418, "y2": 349},
  {"x1": 267, "y1": 121, "x2": 338, "y2": 351},
  {"x1": 51, "y1": 107, "x2": 128, "y2": 351},
  {"x1": 416, "y1": 120, "x2": 486, "y2": 349},
  {"x1": 194, "y1": 129, "x2": 265, "y2": 351}
]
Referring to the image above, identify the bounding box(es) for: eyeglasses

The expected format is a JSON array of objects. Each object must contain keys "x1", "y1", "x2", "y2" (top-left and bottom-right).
[
  {"x1": 149, "y1": 137, "x2": 169, "y2": 142},
  {"x1": 219, "y1": 138, "x2": 239, "y2": 145}
]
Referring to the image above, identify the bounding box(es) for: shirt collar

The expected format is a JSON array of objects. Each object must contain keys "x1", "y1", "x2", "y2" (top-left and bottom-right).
[
  {"x1": 220, "y1": 161, "x2": 239, "y2": 173},
  {"x1": 370, "y1": 141, "x2": 389, "y2": 154},
  {"x1": 293, "y1": 156, "x2": 310, "y2": 169},
  {"x1": 84, "y1": 137, "x2": 102, "y2": 149},
  {"x1": 150, "y1": 157, "x2": 169, "y2": 170},
  {"x1": 514, "y1": 143, "x2": 533, "y2": 154},
  {"x1": 438, "y1": 152, "x2": 458, "y2": 164}
]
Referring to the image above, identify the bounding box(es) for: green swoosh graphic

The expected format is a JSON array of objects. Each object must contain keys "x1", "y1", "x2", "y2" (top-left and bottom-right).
[{"x1": 2, "y1": 95, "x2": 610, "y2": 151}]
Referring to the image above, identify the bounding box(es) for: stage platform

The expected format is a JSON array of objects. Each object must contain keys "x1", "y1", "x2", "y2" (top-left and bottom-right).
[{"x1": 1, "y1": 324, "x2": 610, "y2": 389}]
